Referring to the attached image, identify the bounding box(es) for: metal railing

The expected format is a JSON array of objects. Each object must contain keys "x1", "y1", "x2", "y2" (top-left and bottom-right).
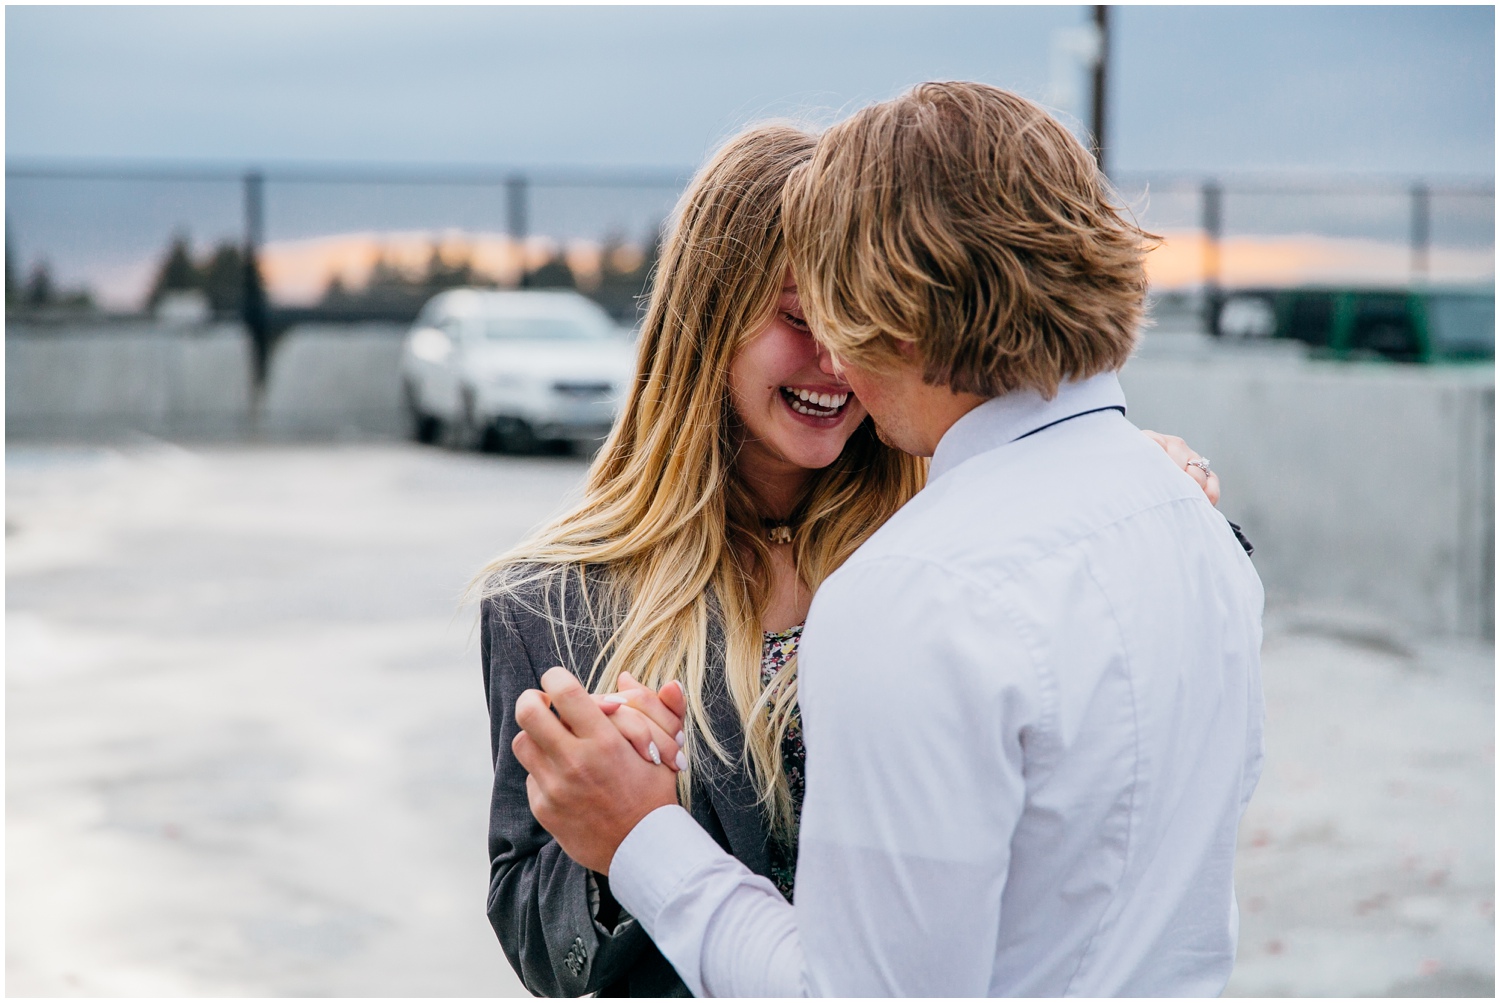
[
  {"x1": 7, "y1": 159, "x2": 1494, "y2": 373},
  {"x1": 1111, "y1": 172, "x2": 1494, "y2": 286},
  {"x1": 7, "y1": 159, "x2": 690, "y2": 379}
]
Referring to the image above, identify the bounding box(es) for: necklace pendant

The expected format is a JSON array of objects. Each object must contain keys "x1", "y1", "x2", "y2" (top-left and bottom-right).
[{"x1": 766, "y1": 524, "x2": 793, "y2": 545}]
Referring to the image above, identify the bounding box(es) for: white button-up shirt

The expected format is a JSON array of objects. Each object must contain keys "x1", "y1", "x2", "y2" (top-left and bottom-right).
[{"x1": 610, "y1": 371, "x2": 1265, "y2": 997}]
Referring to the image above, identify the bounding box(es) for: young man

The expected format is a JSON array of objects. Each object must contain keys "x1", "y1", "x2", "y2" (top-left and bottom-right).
[{"x1": 514, "y1": 82, "x2": 1264, "y2": 996}]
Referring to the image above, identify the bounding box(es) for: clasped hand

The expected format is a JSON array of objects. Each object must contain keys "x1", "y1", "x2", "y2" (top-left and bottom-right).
[{"x1": 512, "y1": 667, "x2": 687, "y2": 874}]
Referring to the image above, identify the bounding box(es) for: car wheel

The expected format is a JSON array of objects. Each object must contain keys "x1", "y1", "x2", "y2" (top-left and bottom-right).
[
  {"x1": 492, "y1": 416, "x2": 539, "y2": 454},
  {"x1": 403, "y1": 382, "x2": 443, "y2": 445}
]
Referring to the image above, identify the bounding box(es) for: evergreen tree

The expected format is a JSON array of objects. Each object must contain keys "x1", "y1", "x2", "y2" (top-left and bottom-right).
[
  {"x1": 24, "y1": 261, "x2": 54, "y2": 308},
  {"x1": 525, "y1": 252, "x2": 575, "y2": 290},
  {"x1": 635, "y1": 224, "x2": 662, "y2": 294},
  {"x1": 421, "y1": 242, "x2": 477, "y2": 292},
  {"x1": 366, "y1": 249, "x2": 411, "y2": 293},
  {"x1": 590, "y1": 225, "x2": 662, "y2": 324},
  {"x1": 201, "y1": 242, "x2": 245, "y2": 316},
  {"x1": 145, "y1": 233, "x2": 202, "y2": 310},
  {"x1": 321, "y1": 273, "x2": 349, "y2": 308},
  {"x1": 5, "y1": 220, "x2": 17, "y2": 310},
  {"x1": 56, "y1": 286, "x2": 94, "y2": 311},
  {"x1": 9, "y1": 242, "x2": 92, "y2": 314}
]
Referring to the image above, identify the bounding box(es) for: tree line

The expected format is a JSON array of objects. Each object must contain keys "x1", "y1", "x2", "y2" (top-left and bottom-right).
[
  {"x1": 6, "y1": 226, "x2": 93, "y2": 314},
  {"x1": 143, "y1": 235, "x2": 253, "y2": 317},
  {"x1": 142, "y1": 231, "x2": 661, "y2": 326},
  {"x1": 319, "y1": 236, "x2": 660, "y2": 324},
  {"x1": 5, "y1": 227, "x2": 664, "y2": 325}
]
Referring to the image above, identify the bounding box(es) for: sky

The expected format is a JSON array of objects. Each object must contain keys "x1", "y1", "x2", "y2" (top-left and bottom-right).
[
  {"x1": 5, "y1": 5, "x2": 1494, "y2": 307},
  {"x1": 6, "y1": 5, "x2": 1494, "y2": 176}
]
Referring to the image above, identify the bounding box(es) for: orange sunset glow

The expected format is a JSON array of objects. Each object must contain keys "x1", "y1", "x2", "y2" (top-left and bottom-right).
[
  {"x1": 1143, "y1": 230, "x2": 1494, "y2": 290},
  {"x1": 252, "y1": 231, "x2": 648, "y2": 305},
  {"x1": 248, "y1": 228, "x2": 1493, "y2": 308}
]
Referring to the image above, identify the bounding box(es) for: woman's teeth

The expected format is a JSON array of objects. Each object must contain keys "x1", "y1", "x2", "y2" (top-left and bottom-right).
[{"x1": 781, "y1": 387, "x2": 849, "y2": 417}]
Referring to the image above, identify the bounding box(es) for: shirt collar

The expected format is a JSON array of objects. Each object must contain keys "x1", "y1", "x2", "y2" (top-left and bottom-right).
[{"x1": 927, "y1": 370, "x2": 1128, "y2": 482}]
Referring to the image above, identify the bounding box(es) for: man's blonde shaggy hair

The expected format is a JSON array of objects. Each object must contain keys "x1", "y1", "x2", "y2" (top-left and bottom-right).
[{"x1": 783, "y1": 81, "x2": 1156, "y2": 399}]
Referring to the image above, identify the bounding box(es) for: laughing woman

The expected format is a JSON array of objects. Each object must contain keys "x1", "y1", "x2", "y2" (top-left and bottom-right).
[{"x1": 474, "y1": 123, "x2": 1223, "y2": 997}]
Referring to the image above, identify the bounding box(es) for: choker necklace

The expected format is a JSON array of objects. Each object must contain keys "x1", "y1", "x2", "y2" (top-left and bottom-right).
[{"x1": 762, "y1": 520, "x2": 794, "y2": 545}]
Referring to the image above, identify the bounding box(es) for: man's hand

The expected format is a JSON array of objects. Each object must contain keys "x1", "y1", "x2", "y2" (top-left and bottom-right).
[{"x1": 513, "y1": 666, "x2": 679, "y2": 874}]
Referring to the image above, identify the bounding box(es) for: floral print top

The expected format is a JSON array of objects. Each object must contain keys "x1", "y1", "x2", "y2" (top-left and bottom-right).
[{"x1": 761, "y1": 625, "x2": 806, "y2": 902}]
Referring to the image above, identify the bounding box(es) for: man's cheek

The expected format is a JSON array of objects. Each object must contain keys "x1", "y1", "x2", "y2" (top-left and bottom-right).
[{"x1": 871, "y1": 420, "x2": 897, "y2": 449}]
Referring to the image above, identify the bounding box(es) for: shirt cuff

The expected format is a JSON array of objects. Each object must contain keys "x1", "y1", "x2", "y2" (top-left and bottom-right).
[{"x1": 607, "y1": 803, "x2": 727, "y2": 930}]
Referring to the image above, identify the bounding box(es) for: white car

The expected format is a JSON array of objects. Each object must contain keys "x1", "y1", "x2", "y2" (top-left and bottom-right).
[{"x1": 400, "y1": 289, "x2": 637, "y2": 452}]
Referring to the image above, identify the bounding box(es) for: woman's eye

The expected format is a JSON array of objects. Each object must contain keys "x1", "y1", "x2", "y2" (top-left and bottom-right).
[{"x1": 783, "y1": 312, "x2": 810, "y2": 331}]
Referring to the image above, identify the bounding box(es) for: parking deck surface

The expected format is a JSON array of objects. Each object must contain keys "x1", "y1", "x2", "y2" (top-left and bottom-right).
[{"x1": 6, "y1": 441, "x2": 1493, "y2": 996}]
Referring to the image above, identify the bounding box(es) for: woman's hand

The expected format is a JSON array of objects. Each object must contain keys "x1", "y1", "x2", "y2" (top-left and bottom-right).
[
  {"x1": 1141, "y1": 430, "x2": 1221, "y2": 507},
  {"x1": 513, "y1": 668, "x2": 679, "y2": 875},
  {"x1": 594, "y1": 673, "x2": 689, "y2": 772}
]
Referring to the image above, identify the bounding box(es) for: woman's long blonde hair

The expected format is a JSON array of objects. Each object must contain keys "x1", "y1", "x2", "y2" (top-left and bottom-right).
[{"x1": 471, "y1": 123, "x2": 926, "y2": 835}]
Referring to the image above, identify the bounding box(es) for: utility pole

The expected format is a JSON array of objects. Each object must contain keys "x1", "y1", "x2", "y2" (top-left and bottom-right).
[
  {"x1": 1091, "y1": 5, "x2": 1110, "y2": 176},
  {"x1": 242, "y1": 170, "x2": 270, "y2": 387}
]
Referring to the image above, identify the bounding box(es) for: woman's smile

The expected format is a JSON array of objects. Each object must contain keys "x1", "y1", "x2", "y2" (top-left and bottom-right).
[
  {"x1": 728, "y1": 274, "x2": 868, "y2": 479},
  {"x1": 779, "y1": 385, "x2": 853, "y2": 421}
]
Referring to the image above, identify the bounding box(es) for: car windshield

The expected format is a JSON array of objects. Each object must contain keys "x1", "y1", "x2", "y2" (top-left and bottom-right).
[{"x1": 480, "y1": 316, "x2": 609, "y2": 341}]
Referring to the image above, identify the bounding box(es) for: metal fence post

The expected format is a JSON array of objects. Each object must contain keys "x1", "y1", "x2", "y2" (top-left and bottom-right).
[
  {"x1": 1202, "y1": 180, "x2": 1223, "y2": 335},
  {"x1": 1410, "y1": 182, "x2": 1431, "y2": 285},
  {"x1": 1091, "y1": 5, "x2": 1110, "y2": 176},
  {"x1": 242, "y1": 170, "x2": 270, "y2": 386},
  {"x1": 507, "y1": 174, "x2": 529, "y2": 288}
]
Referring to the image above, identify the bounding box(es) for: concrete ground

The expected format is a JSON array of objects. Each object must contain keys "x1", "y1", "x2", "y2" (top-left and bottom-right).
[{"x1": 6, "y1": 441, "x2": 1494, "y2": 996}]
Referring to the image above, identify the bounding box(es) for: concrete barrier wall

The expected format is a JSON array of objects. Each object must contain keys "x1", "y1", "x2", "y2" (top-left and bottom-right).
[
  {"x1": 6, "y1": 321, "x2": 408, "y2": 441},
  {"x1": 1121, "y1": 352, "x2": 1494, "y2": 639},
  {"x1": 6, "y1": 321, "x2": 254, "y2": 439},
  {"x1": 259, "y1": 324, "x2": 407, "y2": 439},
  {"x1": 7, "y1": 321, "x2": 1493, "y2": 638}
]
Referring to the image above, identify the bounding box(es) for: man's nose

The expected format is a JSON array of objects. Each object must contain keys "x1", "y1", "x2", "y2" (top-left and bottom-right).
[{"x1": 814, "y1": 340, "x2": 846, "y2": 381}]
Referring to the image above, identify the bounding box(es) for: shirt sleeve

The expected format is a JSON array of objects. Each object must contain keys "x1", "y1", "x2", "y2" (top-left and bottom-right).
[
  {"x1": 609, "y1": 556, "x2": 1039, "y2": 997},
  {"x1": 609, "y1": 805, "x2": 806, "y2": 997}
]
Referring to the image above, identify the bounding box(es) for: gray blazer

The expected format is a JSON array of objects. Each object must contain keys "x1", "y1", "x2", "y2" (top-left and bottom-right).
[{"x1": 482, "y1": 568, "x2": 774, "y2": 997}]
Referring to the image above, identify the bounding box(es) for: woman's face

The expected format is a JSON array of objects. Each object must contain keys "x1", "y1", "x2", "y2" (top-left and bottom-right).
[{"x1": 728, "y1": 273, "x2": 868, "y2": 475}]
